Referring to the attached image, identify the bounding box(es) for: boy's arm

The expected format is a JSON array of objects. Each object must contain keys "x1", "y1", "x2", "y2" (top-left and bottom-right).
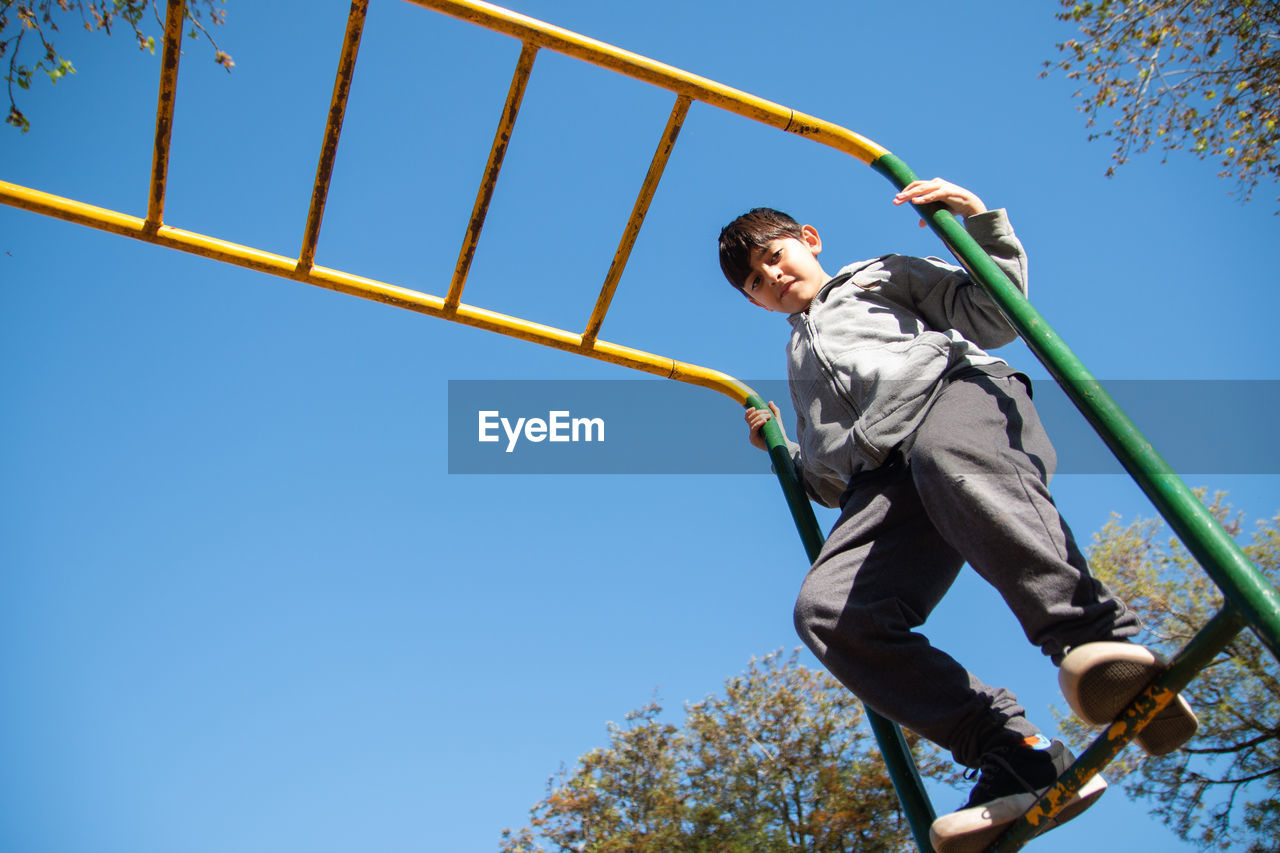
[
  {"x1": 745, "y1": 401, "x2": 782, "y2": 451},
  {"x1": 744, "y1": 401, "x2": 840, "y2": 508},
  {"x1": 745, "y1": 402, "x2": 804, "y2": 474},
  {"x1": 893, "y1": 178, "x2": 986, "y2": 220},
  {"x1": 895, "y1": 179, "x2": 1028, "y2": 349}
]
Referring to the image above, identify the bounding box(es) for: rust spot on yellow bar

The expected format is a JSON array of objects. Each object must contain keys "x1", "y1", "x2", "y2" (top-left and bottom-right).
[
  {"x1": 299, "y1": 0, "x2": 369, "y2": 272},
  {"x1": 146, "y1": 0, "x2": 187, "y2": 232}
]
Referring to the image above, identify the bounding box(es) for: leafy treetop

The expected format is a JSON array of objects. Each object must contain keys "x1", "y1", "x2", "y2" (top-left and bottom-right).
[
  {"x1": 1044, "y1": 0, "x2": 1280, "y2": 204},
  {"x1": 500, "y1": 650, "x2": 952, "y2": 853},
  {"x1": 1, "y1": 0, "x2": 232, "y2": 132}
]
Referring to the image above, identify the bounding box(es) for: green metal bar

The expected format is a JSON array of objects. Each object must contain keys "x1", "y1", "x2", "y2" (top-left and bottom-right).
[
  {"x1": 745, "y1": 394, "x2": 824, "y2": 559},
  {"x1": 993, "y1": 605, "x2": 1247, "y2": 850},
  {"x1": 870, "y1": 152, "x2": 1280, "y2": 662},
  {"x1": 745, "y1": 394, "x2": 939, "y2": 853},
  {"x1": 867, "y1": 712, "x2": 940, "y2": 847}
]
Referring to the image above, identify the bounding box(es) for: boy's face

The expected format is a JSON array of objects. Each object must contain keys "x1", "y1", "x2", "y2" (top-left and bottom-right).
[{"x1": 741, "y1": 225, "x2": 829, "y2": 314}]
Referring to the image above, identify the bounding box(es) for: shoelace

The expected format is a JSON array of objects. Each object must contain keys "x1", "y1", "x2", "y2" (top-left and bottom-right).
[{"x1": 963, "y1": 750, "x2": 1042, "y2": 808}]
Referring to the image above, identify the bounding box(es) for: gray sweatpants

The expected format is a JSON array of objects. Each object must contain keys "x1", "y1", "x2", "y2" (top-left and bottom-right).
[{"x1": 793, "y1": 370, "x2": 1139, "y2": 768}]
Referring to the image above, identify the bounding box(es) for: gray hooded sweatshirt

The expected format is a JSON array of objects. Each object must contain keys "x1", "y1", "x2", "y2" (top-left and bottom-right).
[{"x1": 784, "y1": 209, "x2": 1029, "y2": 507}]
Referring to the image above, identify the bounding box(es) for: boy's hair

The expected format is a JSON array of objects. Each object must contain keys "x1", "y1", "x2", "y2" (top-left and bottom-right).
[{"x1": 718, "y1": 207, "x2": 804, "y2": 296}]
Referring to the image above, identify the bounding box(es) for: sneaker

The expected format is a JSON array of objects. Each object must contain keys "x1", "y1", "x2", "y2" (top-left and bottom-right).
[
  {"x1": 929, "y1": 737, "x2": 1107, "y2": 853},
  {"x1": 1058, "y1": 641, "x2": 1198, "y2": 756}
]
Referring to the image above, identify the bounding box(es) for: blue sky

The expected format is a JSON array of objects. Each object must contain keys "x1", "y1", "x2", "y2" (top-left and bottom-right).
[{"x1": 2, "y1": 1, "x2": 1277, "y2": 851}]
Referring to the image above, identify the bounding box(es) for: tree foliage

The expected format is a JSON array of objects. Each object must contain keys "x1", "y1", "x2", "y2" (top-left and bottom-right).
[
  {"x1": 1, "y1": 0, "x2": 232, "y2": 132},
  {"x1": 500, "y1": 650, "x2": 948, "y2": 853},
  {"x1": 1060, "y1": 493, "x2": 1280, "y2": 851},
  {"x1": 1044, "y1": 0, "x2": 1280, "y2": 202}
]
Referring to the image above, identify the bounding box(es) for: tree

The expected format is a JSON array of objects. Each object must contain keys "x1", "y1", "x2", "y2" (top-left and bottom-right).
[
  {"x1": 1059, "y1": 493, "x2": 1280, "y2": 851},
  {"x1": 1043, "y1": 0, "x2": 1280, "y2": 202},
  {"x1": 1, "y1": 0, "x2": 233, "y2": 133},
  {"x1": 500, "y1": 650, "x2": 949, "y2": 853}
]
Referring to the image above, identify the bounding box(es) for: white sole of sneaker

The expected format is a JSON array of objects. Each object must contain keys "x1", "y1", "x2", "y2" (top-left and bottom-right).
[
  {"x1": 1058, "y1": 642, "x2": 1198, "y2": 756},
  {"x1": 929, "y1": 774, "x2": 1107, "y2": 853}
]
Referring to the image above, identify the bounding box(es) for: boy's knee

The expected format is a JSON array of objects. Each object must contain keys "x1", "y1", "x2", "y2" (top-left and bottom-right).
[
  {"x1": 793, "y1": 576, "x2": 855, "y2": 658},
  {"x1": 792, "y1": 584, "x2": 824, "y2": 653},
  {"x1": 794, "y1": 580, "x2": 912, "y2": 660}
]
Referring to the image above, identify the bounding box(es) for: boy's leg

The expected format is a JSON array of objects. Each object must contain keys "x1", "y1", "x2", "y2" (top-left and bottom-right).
[
  {"x1": 793, "y1": 462, "x2": 1042, "y2": 768},
  {"x1": 907, "y1": 372, "x2": 1141, "y2": 660},
  {"x1": 794, "y1": 392, "x2": 1113, "y2": 850},
  {"x1": 911, "y1": 371, "x2": 1195, "y2": 761}
]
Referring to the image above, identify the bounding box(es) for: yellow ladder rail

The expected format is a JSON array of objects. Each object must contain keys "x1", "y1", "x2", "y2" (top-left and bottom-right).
[{"x1": 0, "y1": 175, "x2": 753, "y2": 398}]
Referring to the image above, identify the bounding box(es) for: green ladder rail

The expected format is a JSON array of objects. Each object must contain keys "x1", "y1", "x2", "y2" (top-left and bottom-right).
[{"x1": 4, "y1": 1, "x2": 1278, "y2": 850}]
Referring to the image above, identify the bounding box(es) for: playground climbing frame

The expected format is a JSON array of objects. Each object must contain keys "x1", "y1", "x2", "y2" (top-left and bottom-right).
[{"x1": 4, "y1": 1, "x2": 1279, "y2": 851}]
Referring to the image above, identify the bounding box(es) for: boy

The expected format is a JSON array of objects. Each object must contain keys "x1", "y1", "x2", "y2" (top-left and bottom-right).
[{"x1": 721, "y1": 178, "x2": 1197, "y2": 851}]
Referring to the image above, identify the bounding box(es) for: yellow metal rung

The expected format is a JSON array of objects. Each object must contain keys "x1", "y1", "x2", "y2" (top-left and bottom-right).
[
  {"x1": 299, "y1": 0, "x2": 370, "y2": 272},
  {"x1": 145, "y1": 0, "x2": 187, "y2": 233},
  {"x1": 445, "y1": 41, "x2": 539, "y2": 312},
  {"x1": 583, "y1": 94, "x2": 691, "y2": 347}
]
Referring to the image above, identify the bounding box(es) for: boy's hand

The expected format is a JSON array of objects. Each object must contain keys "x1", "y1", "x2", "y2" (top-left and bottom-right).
[
  {"x1": 745, "y1": 401, "x2": 782, "y2": 451},
  {"x1": 893, "y1": 178, "x2": 988, "y2": 223}
]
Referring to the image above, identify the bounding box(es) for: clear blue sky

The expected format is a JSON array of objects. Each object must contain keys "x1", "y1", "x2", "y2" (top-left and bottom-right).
[{"x1": 2, "y1": 1, "x2": 1277, "y2": 851}]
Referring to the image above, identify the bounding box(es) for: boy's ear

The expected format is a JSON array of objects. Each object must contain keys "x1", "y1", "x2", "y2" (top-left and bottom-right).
[{"x1": 801, "y1": 224, "x2": 822, "y2": 254}]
